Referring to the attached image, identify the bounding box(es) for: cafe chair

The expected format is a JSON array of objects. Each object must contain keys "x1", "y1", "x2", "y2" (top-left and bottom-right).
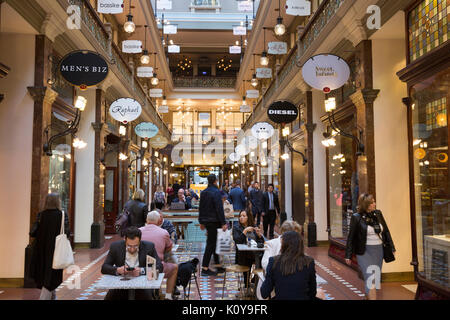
[
  {"x1": 177, "y1": 257, "x2": 202, "y2": 300},
  {"x1": 221, "y1": 264, "x2": 250, "y2": 299}
]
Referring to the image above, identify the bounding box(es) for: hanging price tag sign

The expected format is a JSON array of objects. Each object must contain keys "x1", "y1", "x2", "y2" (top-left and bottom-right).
[
  {"x1": 229, "y1": 46, "x2": 242, "y2": 54},
  {"x1": 233, "y1": 26, "x2": 247, "y2": 35},
  {"x1": 122, "y1": 40, "x2": 142, "y2": 53},
  {"x1": 149, "y1": 89, "x2": 163, "y2": 98},
  {"x1": 238, "y1": 0, "x2": 253, "y2": 12},
  {"x1": 246, "y1": 90, "x2": 259, "y2": 99},
  {"x1": 97, "y1": 0, "x2": 124, "y2": 14},
  {"x1": 157, "y1": 0, "x2": 172, "y2": 10},
  {"x1": 163, "y1": 24, "x2": 177, "y2": 34},
  {"x1": 256, "y1": 68, "x2": 272, "y2": 78},
  {"x1": 286, "y1": 0, "x2": 311, "y2": 16},
  {"x1": 268, "y1": 42, "x2": 288, "y2": 55},
  {"x1": 137, "y1": 67, "x2": 153, "y2": 78},
  {"x1": 168, "y1": 45, "x2": 180, "y2": 53}
]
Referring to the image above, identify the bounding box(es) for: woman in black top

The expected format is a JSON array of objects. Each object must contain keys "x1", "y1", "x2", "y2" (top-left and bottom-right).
[
  {"x1": 232, "y1": 210, "x2": 264, "y2": 288},
  {"x1": 261, "y1": 231, "x2": 316, "y2": 300},
  {"x1": 345, "y1": 193, "x2": 395, "y2": 300},
  {"x1": 123, "y1": 189, "x2": 149, "y2": 228},
  {"x1": 30, "y1": 193, "x2": 70, "y2": 300}
]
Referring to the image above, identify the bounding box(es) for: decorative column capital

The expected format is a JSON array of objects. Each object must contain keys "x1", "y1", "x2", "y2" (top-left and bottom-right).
[
  {"x1": 27, "y1": 86, "x2": 58, "y2": 105},
  {"x1": 40, "y1": 13, "x2": 66, "y2": 42},
  {"x1": 305, "y1": 123, "x2": 316, "y2": 133},
  {"x1": 350, "y1": 89, "x2": 380, "y2": 108},
  {"x1": 91, "y1": 122, "x2": 104, "y2": 132}
]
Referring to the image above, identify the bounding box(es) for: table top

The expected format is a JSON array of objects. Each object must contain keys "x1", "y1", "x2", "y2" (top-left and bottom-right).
[
  {"x1": 94, "y1": 274, "x2": 164, "y2": 290},
  {"x1": 236, "y1": 243, "x2": 267, "y2": 251},
  {"x1": 171, "y1": 244, "x2": 179, "y2": 252}
]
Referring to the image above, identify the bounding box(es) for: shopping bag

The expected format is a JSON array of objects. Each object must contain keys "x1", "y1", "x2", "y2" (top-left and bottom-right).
[
  {"x1": 52, "y1": 211, "x2": 74, "y2": 269},
  {"x1": 215, "y1": 228, "x2": 233, "y2": 255}
]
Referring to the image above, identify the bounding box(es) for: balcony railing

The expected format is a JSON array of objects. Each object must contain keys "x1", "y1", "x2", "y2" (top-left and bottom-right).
[
  {"x1": 190, "y1": 0, "x2": 221, "y2": 12},
  {"x1": 173, "y1": 77, "x2": 236, "y2": 88}
]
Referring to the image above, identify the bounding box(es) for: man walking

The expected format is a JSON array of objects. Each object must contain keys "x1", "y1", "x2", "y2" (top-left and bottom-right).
[
  {"x1": 263, "y1": 184, "x2": 281, "y2": 239},
  {"x1": 249, "y1": 182, "x2": 264, "y2": 227},
  {"x1": 198, "y1": 174, "x2": 227, "y2": 276},
  {"x1": 229, "y1": 179, "x2": 246, "y2": 211}
]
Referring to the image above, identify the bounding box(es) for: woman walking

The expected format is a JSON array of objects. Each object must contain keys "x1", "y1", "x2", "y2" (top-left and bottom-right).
[
  {"x1": 154, "y1": 185, "x2": 166, "y2": 210},
  {"x1": 345, "y1": 193, "x2": 396, "y2": 300},
  {"x1": 30, "y1": 193, "x2": 70, "y2": 300},
  {"x1": 124, "y1": 189, "x2": 148, "y2": 228}
]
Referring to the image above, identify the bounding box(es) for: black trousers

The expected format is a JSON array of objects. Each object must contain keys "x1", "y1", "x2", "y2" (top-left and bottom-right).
[
  {"x1": 202, "y1": 222, "x2": 222, "y2": 268},
  {"x1": 263, "y1": 210, "x2": 277, "y2": 239},
  {"x1": 155, "y1": 202, "x2": 164, "y2": 210},
  {"x1": 253, "y1": 209, "x2": 263, "y2": 226}
]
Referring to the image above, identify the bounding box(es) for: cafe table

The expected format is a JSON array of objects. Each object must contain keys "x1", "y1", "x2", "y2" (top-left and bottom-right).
[
  {"x1": 94, "y1": 273, "x2": 164, "y2": 300},
  {"x1": 236, "y1": 243, "x2": 267, "y2": 269}
]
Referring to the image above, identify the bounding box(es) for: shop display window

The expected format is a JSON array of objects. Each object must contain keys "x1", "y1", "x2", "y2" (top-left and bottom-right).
[
  {"x1": 129, "y1": 151, "x2": 137, "y2": 199},
  {"x1": 327, "y1": 117, "x2": 358, "y2": 243},
  {"x1": 411, "y1": 67, "x2": 449, "y2": 289},
  {"x1": 48, "y1": 113, "x2": 72, "y2": 214}
]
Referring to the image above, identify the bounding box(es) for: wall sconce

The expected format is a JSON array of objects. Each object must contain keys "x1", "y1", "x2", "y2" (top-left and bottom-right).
[
  {"x1": 282, "y1": 126, "x2": 290, "y2": 137},
  {"x1": 142, "y1": 140, "x2": 148, "y2": 149},
  {"x1": 73, "y1": 137, "x2": 87, "y2": 149},
  {"x1": 154, "y1": 150, "x2": 159, "y2": 157},
  {"x1": 119, "y1": 152, "x2": 128, "y2": 160},
  {"x1": 163, "y1": 169, "x2": 168, "y2": 175},
  {"x1": 142, "y1": 158, "x2": 149, "y2": 166},
  {"x1": 280, "y1": 136, "x2": 307, "y2": 165},
  {"x1": 74, "y1": 96, "x2": 87, "y2": 111},
  {"x1": 163, "y1": 157, "x2": 167, "y2": 162},
  {"x1": 171, "y1": 162, "x2": 174, "y2": 167},
  {"x1": 119, "y1": 125, "x2": 127, "y2": 136}
]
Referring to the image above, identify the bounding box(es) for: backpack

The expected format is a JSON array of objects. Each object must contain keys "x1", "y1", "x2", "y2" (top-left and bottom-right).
[
  {"x1": 176, "y1": 258, "x2": 199, "y2": 288},
  {"x1": 154, "y1": 191, "x2": 165, "y2": 204},
  {"x1": 115, "y1": 207, "x2": 130, "y2": 236}
]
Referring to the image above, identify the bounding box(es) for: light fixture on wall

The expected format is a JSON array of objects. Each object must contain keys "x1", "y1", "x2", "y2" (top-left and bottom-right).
[
  {"x1": 280, "y1": 126, "x2": 307, "y2": 165},
  {"x1": 119, "y1": 152, "x2": 128, "y2": 161},
  {"x1": 141, "y1": 25, "x2": 150, "y2": 64},
  {"x1": 274, "y1": 0, "x2": 286, "y2": 36},
  {"x1": 260, "y1": 28, "x2": 269, "y2": 66},
  {"x1": 73, "y1": 137, "x2": 87, "y2": 149},
  {"x1": 74, "y1": 96, "x2": 87, "y2": 111},
  {"x1": 119, "y1": 124, "x2": 127, "y2": 136},
  {"x1": 142, "y1": 158, "x2": 149, "y2": 166},
  {"x1": 142, "y1": 140, "x2": 148, "y2": 149},
  {"x1": 124, "y1": 0, "x2": 136, "y2": 34},
  {"x1": 154, "y1": 150, "x2": 159, "y2": 157}
]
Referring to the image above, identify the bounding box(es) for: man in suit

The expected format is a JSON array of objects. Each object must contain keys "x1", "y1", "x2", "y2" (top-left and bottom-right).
[
  {"x1": 229, "y1": 179, "x2": 246, "y2": 211},
  {"x1": 263, "y1": 184, "x2": 281, "y2": 239},
  {"x1": 250, "y1": 182, "x2": 264, "y2": 227},
  {"x1": 101, "y1": 227, "x2": 163, "y2": 300}
]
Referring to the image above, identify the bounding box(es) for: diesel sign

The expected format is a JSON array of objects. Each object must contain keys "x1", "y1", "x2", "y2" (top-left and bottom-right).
[{"x1": 267, "y1": 101, "x2": 298, "y2": 124}]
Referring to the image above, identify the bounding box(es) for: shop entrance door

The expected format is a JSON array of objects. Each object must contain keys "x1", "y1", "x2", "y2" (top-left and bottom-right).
[{"x1": 104, "y1": 167, "x2": 119, "y2": 234}]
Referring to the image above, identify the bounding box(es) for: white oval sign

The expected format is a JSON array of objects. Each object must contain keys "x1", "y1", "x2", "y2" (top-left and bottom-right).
[
  {"x1": 135, "y1": 122, "x2": 159, "y2": 139},
  {"x1": 242, "y1": 136, "x2": 258, "y2": 149},
  {"x1": 235, "y1": 144, "x2": 250, "y2": 156},
  {"x1": 229, "y1": 152, "x2": 241, "y2": 162},
  {"x1": 251, "y1": 122, "x2": 274, "y2": 140},
  {"x1": 109, "y1": 98, "x2": 142, "y2": 123},
  {"x1": 122, "y1": 40, "x2": 142, "y2": 53},
  {"x1": 302, "y1": 54, "x2": 350, "y2": 93}
]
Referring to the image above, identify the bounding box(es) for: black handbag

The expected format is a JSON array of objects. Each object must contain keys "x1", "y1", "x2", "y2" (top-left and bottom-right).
[{"x1": 379, "y1": 232, "x2": 395, "y2": 263}]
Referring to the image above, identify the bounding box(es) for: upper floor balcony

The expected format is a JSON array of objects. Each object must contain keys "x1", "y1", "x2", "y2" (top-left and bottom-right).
[
  {"x1": 190, "y1": 0, "x2": 222, "y2": 12},
  {"x1": 173, "y1": 76, "x2": 236, "y2": 89}
]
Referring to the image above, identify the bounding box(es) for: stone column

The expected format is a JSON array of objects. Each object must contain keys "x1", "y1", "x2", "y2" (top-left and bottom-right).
[
  {"x1": 193, "y1": 64, "x2": 198, "y2": 77},
  {"x1": 90, "y1": 88, "x2": 106, "y2": 248},
  {"x1": 211, "y1": 64, "x2": 216, "y2": 76}
]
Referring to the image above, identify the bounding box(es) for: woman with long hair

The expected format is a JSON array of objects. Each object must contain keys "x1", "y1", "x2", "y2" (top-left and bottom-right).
[
  {"x1": 260, "y1": 231, "x2": 316, "y2": 300},
  {"x1": 30, "y1": 193, "x2": 70, "y2": 300},
  {"x1": 154, "y1": 185, "x2": 166, "y2": 210},
  {"x1": 345, "y1": 193, "x2": 395, "y2": 300},
  {"x1": 232, "y1": 210, "x2": 264, "y2": 290}
]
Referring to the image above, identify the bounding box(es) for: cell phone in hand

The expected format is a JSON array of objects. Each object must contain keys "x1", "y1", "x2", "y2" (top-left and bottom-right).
[{"x1": 126, "y1": 266, "x2": 135, "y2": 271}]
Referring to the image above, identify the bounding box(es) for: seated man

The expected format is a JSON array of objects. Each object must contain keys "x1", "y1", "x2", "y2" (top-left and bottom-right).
[
  {"x1": 140, "y1": 211, "x2": 179, "y2": 300},
  {"x1": 157, "y1": 209, "x2": 178, "y2": 244},
  {"x1": 185, "y1": 189, "x2": 199, "y2": 209},
  {"x1": 172, "y1": 188, "x2": 191, "y2": 209},
  {"x1": 101, "y1": 227, "x2": 163, "y2": 300}
]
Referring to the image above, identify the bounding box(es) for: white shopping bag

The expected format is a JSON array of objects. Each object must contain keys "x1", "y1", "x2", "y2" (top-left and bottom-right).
[
  {"x1": 215, "y1": 228, "x2": 233, "y2": 255},
  {"x1": 52, "y1": 211, "x2": 74, "y2": 269}
]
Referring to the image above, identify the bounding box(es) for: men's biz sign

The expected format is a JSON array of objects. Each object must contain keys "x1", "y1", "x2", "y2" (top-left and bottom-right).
[
  {"x1": 267, "y1": 101, "x2": 298, "y2": 124},
  {"x1": 302, "y1": 54, "x2": 350, "y2": 93},
  {"x1": 59, "y1": 50, "x2": 109, "y2": 89},
  {"x1": 135, "y1": 122, "x2": 159, "y2": 139},
  {"x1": 109, "y1": 98, "x2": 142, "y2": 123},
  {"x1": 97, "y1": 0, "x2": 124, "y2": 14}
]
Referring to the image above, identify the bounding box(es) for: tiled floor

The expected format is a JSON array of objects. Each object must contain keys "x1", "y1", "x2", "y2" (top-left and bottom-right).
[{"x1": 0, "y1": 221, "x2": 416, "y2": 300}]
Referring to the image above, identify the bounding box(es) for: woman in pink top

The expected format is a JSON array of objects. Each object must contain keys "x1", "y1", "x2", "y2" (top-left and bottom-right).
[{"x1": 140, "y1": 211, "x2": 178, "y2": 300}]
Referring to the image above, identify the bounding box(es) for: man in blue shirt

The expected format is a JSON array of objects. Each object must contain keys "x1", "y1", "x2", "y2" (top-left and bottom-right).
[{"x1": 229, "y1": 179, "x2": 247, "y2": 211}]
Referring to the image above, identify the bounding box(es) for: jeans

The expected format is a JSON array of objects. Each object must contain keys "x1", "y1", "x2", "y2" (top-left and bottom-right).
[{"x1": 202, "y1": 222, "x2": 222, "y2": 268}]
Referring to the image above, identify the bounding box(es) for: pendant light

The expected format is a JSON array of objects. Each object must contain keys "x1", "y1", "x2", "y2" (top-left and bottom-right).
[
  {"x1": 242, "y1": 80, "x2": 247, "y2": 105},
  {"x1": 124, "y1": 0, "x2": 135, "y2": 34},
  {"x1": 140, "y1": 25, "x2": 150, "y2": 64},
  {"x1": 274, "y1": 0, "x2": 286, "y2": 36},
  {"x1": 260, "y1": 28, "x2": 269, "y2": 66},
  {"x1": 251, "y1": 54, "x2": 258, "y2": 87},
  {"x1": 151, "y1": 53, "x2": 159, "y2": 86},
  {"x1": 162, "y1": 80, "x2": 167, "y2": 106}
]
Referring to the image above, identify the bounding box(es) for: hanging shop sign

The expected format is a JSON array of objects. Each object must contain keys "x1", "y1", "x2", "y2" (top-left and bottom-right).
[
  {"x1": 59, "y1": 50, "x2": 109, "y2": 90},
  {"x1": 267, "y1": 100, "x2": 299, "y2": 124},
  {"x1": 157, "y1": 0, "x2": 172, "y2": 10},
  {"x1": 235, "y1": 144, "x2": 251, "y2": 156},
  {"x1": 168, "y1": 45, "x2": 180, "y2": 53},
  {"x1": 286, "y1": 0, "x2": 311, "y2": 16},
  {"x1": 246, "y1": 90, "x2": 259, "y2": 99},
  {"x1": 233, "y1": 26, "x2": 247, "y2": 36},
  {"x1": 243, "y1": 135, "x2": 258, "y2": 149},
  {"x1": 229, "y1": 46, "x2": 242, "y2": 54},
  {"x1": 135, "y1": 122, "x2": 159, "y2": 139},
  {"x1": 97, "y1": 0, "x2": 124, "y2": 14},
  {"x1": 251, "y1": 122, "x2": 274, "y2": 140},
  {"x1": 268, "y1": 42, "x2": 288, "y2": 55},
  {"x1": 149, "y1": 88, "x2": 163, "y2": 98},
  {"x1": 109, "y1": 98, "x2": 142, "y2": 124},
  {"x1": 240, "y1": 104, "x2": 251, "y2": 113},
  {"x1": 256, "y1": 68, "x2": 272, "y2": 78},
  {"x1": 163, "y1": 24, "x2": 177, "y2": 34},
  {"x1": 122, "y1": 40, "x2": 142, "y2": 53},
  {"x1": 229, "y1": 152, "x2": 241, "y2": 162},
  {"x1": 158, "y1": 105, "x2": 169, "y2": 113},
  {"x1": 301, "y1": 54, "x2": 350, "y2": 93},
  {"x1": 198, "y1": 170, "x2": 210, "y2": 178},
  {"x1": 238, "y1": 0, "x2": 253, "y2": 12},
  {"x1": 150, "y1": 135, "x2": 168, "y2": 149},
  {"x1": 137, "y1": 66, "x2": 153, "y2": 78}
]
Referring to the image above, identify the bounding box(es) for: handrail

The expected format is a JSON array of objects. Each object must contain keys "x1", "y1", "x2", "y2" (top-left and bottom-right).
[{"x1": 300, "y1": 0, "x2": 330, "y2": 41}]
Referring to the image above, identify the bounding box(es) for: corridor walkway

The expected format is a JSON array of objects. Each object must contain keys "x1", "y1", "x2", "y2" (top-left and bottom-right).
[{"x1": 0, "y1": 223, "x2": 416, "y2": 300}]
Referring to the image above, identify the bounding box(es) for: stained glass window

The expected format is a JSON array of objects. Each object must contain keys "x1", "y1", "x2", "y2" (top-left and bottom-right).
[
  {"x1": 426, "y1": 97, "x2": 447, "y2": 130},
  {"x1": 408, "y1": 0, "x2": 449, "y2": 62}
]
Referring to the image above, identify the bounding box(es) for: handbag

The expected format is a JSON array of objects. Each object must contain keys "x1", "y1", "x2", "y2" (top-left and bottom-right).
[
  {"x1": 52, "y1": 211, "x2": 74, "y2": 269},
  {"x1": 215, "y1": 229, "x2": 233, "y2": 255},
  {"x1": 115, "y1": 207, "x2": 130, "y2": 236},
  {"x1": 378, "y1": 232, "x2": 395, "y2": 263}
]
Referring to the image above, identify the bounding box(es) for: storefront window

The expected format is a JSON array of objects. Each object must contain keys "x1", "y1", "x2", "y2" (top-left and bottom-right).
[
  {"x1": 411, "y1": 67, "x2": 449, "y2": 289},
  {"x1": 129, "y1": 151, "x2": 137, "y2": 199},
  {"x1": 48, "y1": 113, "x2": 72, "y2": 214},
  {"x1": 328, "y1": 117, "x2": 358, "y2": 242}
]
